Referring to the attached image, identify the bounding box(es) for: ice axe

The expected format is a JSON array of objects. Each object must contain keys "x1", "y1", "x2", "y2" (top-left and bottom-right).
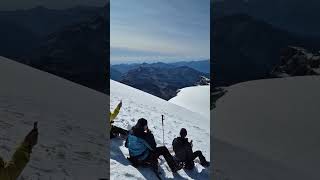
[{"x1": 161, "y1": 115, "x2": 164, "y2": 145}]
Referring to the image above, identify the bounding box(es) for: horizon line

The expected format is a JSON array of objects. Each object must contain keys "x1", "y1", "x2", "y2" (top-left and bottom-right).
[{"x1": 111, "y1": 59, "x2": 210, "y2": 65}]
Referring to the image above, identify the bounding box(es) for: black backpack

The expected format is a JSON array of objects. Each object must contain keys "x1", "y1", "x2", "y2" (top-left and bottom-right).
[{"x1": 172, "y1": 137, "x2": 191, "y2": 161}]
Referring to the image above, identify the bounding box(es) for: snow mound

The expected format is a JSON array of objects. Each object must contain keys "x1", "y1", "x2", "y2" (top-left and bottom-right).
[
  {"x1": 169, "y1": 85, "x2": 210, "y2": 119},
  {"x1": 214, "y1": 76, "x2": 320, "y2": 179},
  {"x1": 110, "y1": 80, "x2": 210, "y2": 179},
  {"x1": 0, "y1": 56, "x2": 108, "y2": 180}
]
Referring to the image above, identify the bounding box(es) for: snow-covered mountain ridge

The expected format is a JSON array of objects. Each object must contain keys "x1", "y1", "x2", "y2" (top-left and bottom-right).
[{"x1": 169, "y1": 85, "x2": 210, "y2": 119}]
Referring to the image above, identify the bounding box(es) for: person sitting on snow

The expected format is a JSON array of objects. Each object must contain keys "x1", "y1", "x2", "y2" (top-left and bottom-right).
[
  {"x1": 172, "y1": 128, "x2": 210, "y2": 169},
  {"x1": 125, "y1": 118, "x2": 182, "y2": 172},
  {"x1": 0, "y1": 123, "x2": 38, "y2": 180},
  {"x1": 110, "y1": 100, "x2": 128, "y2": 138}
]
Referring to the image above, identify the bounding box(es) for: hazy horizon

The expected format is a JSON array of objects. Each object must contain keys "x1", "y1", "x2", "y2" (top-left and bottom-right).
[
  {"x1": 110, "y1": 58, "x2": 210, "y2": 65},
  {"x1": 111, "y1": 0, "x2": 210, "y2": 64}
]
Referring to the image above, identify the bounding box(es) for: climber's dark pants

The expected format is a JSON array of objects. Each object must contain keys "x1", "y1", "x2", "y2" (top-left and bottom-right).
[
  {"x1": 184, "y1": 150, "x2": 207, "y2": 169},
  {"x1": 148, "y1": 146, "x2": 177, "y2": 171},
  {"x1": 110, "y1": 125, "x2": 128, "y2": 138}
]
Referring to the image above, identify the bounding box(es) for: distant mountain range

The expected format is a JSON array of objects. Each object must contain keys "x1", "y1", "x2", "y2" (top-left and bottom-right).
[
  {"x1": 0, "y1": 19, "x2": 40, "y2": 59},
  {"x1": 0, "y1": 6, "x2": 103, "y2": 60},
  {"x1": 0, "y1": 5, "x2": 103, "y2": 37},
  {"x1": 112, "y1": 60, "x2": 210, "y2": 74},
  {"x1": 110, "y1": 67, "x2": 122, "y2": 81},
  {"x1": 111, "y1": 61, "x2": 210, "y2": 100},
  {"x1": 212, "y1": 13, "x2": 320, "y2": 87},
  {"x1": 213, "y1": 0, "x2": 320, "y2": 37},
  {"x1": 26, "y1": 13, "x2": 109, "y2": 93},
  {"x1": 119, "y1": 65, "x2": 209, "y2": 100},
  {"x1": 0, "y1": 5, "x2": 109, "y2": 93}
]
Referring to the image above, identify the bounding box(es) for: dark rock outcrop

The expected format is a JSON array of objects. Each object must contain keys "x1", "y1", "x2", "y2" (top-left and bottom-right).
[
  {"x1": 271, "y1": 46, "x2": 320, "y2": 77},
  {"x1": 212, "y1": 14, "x2": 320, "y2": 87},
  {"x1": 196, "y1": 76, "x2": 211, "y2": 86}
]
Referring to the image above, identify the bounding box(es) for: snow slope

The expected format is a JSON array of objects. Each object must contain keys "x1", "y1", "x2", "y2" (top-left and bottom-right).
[
  {"x1": 0, "y1": 56, "x2": 108, "y2": 180},
  {"x1": 213, "y1": 76, "x2": 320, "y2": 179},
  {"x1": 169, "y1": 85, "x2": 210, "y2": 119},
  {"x1": 110, "y1": 80, "x2": 210, "y2": 179}
]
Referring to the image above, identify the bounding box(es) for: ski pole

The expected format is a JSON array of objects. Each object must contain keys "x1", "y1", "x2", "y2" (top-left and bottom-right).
[{"x1": 162, "y1": 115, "x2": 165, "y2": 146}]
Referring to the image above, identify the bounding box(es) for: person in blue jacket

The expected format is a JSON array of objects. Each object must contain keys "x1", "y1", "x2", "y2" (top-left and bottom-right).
[{"x1": 125, "y1": 118, "x2": 182, "y2": 173}]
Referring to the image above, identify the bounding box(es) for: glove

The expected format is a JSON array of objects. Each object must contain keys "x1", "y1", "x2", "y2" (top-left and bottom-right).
[
  {"x1": 118, "y1": 101, "x2": 122, "y2": 109},
  {"x1": 146, "y1": 129, "x2": 152, "y2": 134}
]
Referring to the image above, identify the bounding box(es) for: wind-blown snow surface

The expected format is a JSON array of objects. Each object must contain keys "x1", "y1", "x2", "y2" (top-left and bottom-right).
[
  {"x1": 213, "y1": 76, "x2": 320, "y2": 180},
  {"x1": 0, "y1": 56, "x2": 108, "y2": 180},
  {"x1": 169, "y1": 85, "x2": 210, "y2": 119},
  {"x1": 110, "y1": 80, "x2": 210, "y2": 179}
]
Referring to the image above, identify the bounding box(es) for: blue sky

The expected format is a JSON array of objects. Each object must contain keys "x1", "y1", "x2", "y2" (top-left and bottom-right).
[{"x1": 111, "y1": 0, "x2": 210, "y2": 64}]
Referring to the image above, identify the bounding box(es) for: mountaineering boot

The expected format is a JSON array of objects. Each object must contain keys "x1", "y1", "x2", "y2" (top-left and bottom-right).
[{"x1": 193, "y1": 150, "x2": 210, "y2": 167}]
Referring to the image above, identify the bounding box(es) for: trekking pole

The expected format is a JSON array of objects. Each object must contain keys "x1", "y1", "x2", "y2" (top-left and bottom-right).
[{"x1": 162, "y1": 115, "x2": 165, "y2": 146}]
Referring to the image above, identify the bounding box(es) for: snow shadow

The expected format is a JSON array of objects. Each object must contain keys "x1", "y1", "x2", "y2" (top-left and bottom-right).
[
  {"x1": 131, "y1": 163, "x2": 187, "y2": 180},
  {"x1": 110, "y1": 138, "x2": 130, "y2": 166},
  {"x1": 111, "y1": 138, "x2": 189, "y2": 179},
  {"x1": 184, "y1": 166, "x2": 210, "y2": 179}
]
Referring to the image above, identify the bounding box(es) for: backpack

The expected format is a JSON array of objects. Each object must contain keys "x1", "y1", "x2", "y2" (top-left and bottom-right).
[{"x1": 172, "y1": 137, "x2": 191, "y2": 161}]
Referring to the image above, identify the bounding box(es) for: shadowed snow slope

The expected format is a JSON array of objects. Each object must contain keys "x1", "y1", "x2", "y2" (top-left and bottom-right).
[
  {"x1": 169, "y1": 85, "x2": 210, "y2": 120},
  {"x1": 110, "y1": 80, "x2": 210, "y2": 179},
  {"x1": 0, "y1": 56, "x2": 108, "y2": 180},
  {"x1": 213, "y1": 76, "x2": 320, "y2": 179}
]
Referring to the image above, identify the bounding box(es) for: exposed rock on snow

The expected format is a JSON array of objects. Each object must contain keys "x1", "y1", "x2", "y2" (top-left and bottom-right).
[
  {"x1": 195, "y1": 76, "x2": 210, "y2": 86},
  {"x1": 211, "y1": 87, "x2": 227, "y2": 109},
  {"x1": 271, "y1": 46, "x2": 320, "y2": 77}
]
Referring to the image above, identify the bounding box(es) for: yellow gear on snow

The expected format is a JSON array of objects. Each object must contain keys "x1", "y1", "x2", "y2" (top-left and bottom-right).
[
  {"x1": 110, "y1": 103, "x2": 121, "y2": 124},
  {"x1": 0, "y1": 143, "x2": 31, "y2": 180}
]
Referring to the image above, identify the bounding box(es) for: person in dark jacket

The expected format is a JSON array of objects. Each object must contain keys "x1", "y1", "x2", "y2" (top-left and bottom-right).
[
  {"x1": 126, "y1": 118, "x2": 182, "y2": 172},
  {"x1": 172, "y1": 128, "x2": 210, "y2": 169}
]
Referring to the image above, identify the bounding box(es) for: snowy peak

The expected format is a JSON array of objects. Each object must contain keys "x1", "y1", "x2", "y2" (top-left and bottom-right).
[{"x1": 169, "y1": 85, "x2": 210, "y2": 119}]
